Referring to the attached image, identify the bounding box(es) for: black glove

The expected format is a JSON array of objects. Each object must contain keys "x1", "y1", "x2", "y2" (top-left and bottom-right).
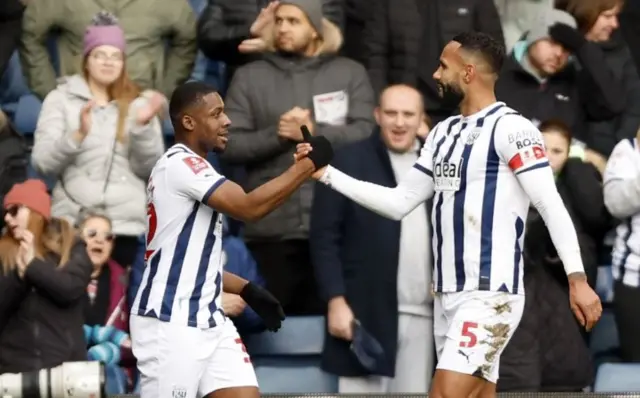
[
  {"x1": 240, "y1": 282, "x2": 285, "y2": 332},
  {"x1": 301, "y1": 125, "x2": 334, "y2": 170},
  {"x1": 549, "y1": 23, "x2": 585, "y2": 52}
]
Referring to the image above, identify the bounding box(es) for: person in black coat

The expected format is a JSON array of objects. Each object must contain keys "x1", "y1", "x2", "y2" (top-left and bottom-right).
[
  {"x1": 362, "y1": 0, "x2": 504, "y2": 124},
  {"x1": 310, "y1": 85, "x2": 434, "y2": 393},
  {"x1": 496, "y1": 8, "x2": 624, "y2": 168},
  {"x1": 0, "y1": 0, "x2": 24, "y2": 77},
  {"x1": 556, "y1": 0, "x2": 640, "y2": 159},
  {"x1": 498, "y1": 119, "x2": 611, "y2": 392},
  {"x1": 196, "y1": 0, "x2": 344, "y2": 91},
  {"x1": 0, "y1": 180, "x2": 93, "y2": 374}
]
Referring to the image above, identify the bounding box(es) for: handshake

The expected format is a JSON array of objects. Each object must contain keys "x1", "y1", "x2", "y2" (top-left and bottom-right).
[{"x1": 294, "y1": 125, "x2": 334, "y2": 177}]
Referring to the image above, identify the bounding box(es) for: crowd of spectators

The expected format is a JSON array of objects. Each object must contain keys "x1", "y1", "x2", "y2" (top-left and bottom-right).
[{"x1": 1, "y1": 0, "x2": 640, "y2": 394}]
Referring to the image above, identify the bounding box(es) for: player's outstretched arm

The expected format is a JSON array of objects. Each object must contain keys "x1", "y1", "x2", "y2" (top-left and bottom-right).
[
  {"x1": 207, "y1": 126, "x2": 334, "y2": 223},
  {"x1": 315, "y1": 165, "x2": 434, "y2": 221},
  {"x1": 603, "y1": 139, "x2": 640, "y2": 219},
  {"x1": 295, "y1": 129, "x2": 436, "y2": 221},
  {"x1": 207, "y1": 158, "x2": 316, "y2": 223}
]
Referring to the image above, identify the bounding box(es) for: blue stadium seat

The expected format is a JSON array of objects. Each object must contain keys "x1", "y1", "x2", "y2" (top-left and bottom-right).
[
  {"x1": 596, "y1": 265, "x2": 614, "y2": 304},
  {"x1": 594, "y1": 363, "x2": 640, "y2": 392},
  {"x1": 188, "y1": 0, "x2": 206, "y2": 14},
  {"x1": 245, "y1": 316, "x2": 325, "y2": 355},
  {"x1": 0, "y1": 52, "x2": 30, "y2": 117},
  {"x1": 244, "y1": 316, "x2": 338, "y2": 393},
  {"x1": 254, "y1": 364, "x2": 337, "y2": 393},
  {"x1": 590, "y1": 308, "x2": 620, "y2": 364},
  {"x1": 14, "y1": 94, "x2": 42, "y2": 135}
]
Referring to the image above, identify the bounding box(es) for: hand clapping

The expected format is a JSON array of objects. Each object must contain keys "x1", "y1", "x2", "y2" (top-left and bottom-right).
[
  {"x1": 16, "y1": 230, "x2": 35, "y2": 278},
  {"x1": 278, "y1": 107, "x2": 313, "y2": 141}
]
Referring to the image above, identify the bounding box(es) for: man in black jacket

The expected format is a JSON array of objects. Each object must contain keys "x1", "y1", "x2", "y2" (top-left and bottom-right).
[
  {"x1": 310, "y1": 84, "x2": 434, "y2": 393},
  {"x1": 0, "y1": 0, "x2": 24, "y2": 77},
  {"x1": 496, "y1": 8, "x2": 624, "y2": 160},
  {"x1": 362, "y1": 0, "x2": 504, "y2": 124},
  {"x1": 196, "y1": 0, "x2": 344, "y2": 91}
]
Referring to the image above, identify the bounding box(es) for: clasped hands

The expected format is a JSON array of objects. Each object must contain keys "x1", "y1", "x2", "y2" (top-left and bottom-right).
[
  {"x1": 288, "y1": 122, "x2": 333, "y2": 178},
  {"x1": 15, "y1": 230, "x2": 35, "y2": 279}
]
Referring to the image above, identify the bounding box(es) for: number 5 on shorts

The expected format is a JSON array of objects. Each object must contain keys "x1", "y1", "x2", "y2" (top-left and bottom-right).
[{"x1": 460, "y1": 321, "x2": 478, "y2": 348}]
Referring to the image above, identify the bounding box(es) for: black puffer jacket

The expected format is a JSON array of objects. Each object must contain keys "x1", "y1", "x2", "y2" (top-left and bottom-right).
[
  {"x1": 363, "y1": 0, "x2": 504, "y2": 113},
  {"x1": 587, "y1": 31, "x2": 640, "y2": 157},
  {"x1": 0, "y1": 0, "x2": 24, "y2": 76},
  {"x1": 498, "y1": 160, "x2": 611, "y2": 392},
  {"x1": 0, "y1": 239, "x2": 93, "y2": 374}
]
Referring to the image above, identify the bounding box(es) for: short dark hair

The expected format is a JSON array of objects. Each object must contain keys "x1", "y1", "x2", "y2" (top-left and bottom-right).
[
  {"x1": 539, "y1": 118, "x2": 572, "y2": 142},
  {"x1": 451, "y1": 32, "x2": 505, "y2": 74},
  {"x1": 169, "y1": 81, "x2": 218, "y2": 130}
]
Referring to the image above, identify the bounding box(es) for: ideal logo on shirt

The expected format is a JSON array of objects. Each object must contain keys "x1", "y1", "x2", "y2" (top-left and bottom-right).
[{"x1": 433, "y1": 159, "x2": 462, "y2": 191}]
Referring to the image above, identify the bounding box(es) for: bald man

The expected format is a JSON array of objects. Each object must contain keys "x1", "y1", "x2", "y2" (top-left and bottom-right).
[
  {"x1": 302, "y1": 32, "x2": 601, "y2": 398},
  {"x1": 310, "y1": 84, "x2": 434, "y2": 393}
]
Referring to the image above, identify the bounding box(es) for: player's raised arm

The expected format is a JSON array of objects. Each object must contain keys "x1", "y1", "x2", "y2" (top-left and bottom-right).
[
  {"x1": 299, "y1": 129, "x2": 436, "y2": 221},
  {"x1": 496, "y1": 115, "x2": 602, "y2": 329},
  {"x1": 603, "y1": 139, "x2": 640, "y2": 219}
]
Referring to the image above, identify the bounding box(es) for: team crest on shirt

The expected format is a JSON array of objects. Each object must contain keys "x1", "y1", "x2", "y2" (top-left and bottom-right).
[
  {"x1": 172, "y1": 386, "x2": 187, "y2": 398},
  {"x1": 464, "y1": 127, "x2": 482, "y2": 145},
  {"x1": 183, "y1": 156, "x2": 209, "y2": 174}
]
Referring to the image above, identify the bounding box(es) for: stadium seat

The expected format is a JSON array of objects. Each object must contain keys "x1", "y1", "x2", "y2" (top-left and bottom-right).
[
  {"x1": 14, "y1": 94, "x2": 42, "y2": 135},
  {"x1": 254, "y1": 363, "x2": 338, "y2": 393},
  {"x1": 594, "y1": 363, "x2": 640, "y2": 392},
  {"x1": 596, "y1": 265, "x2": 614, "y2": 304},
  {"x1": 0, "y1": 52, "x2": 30, "y2": 117},
  {"x1": 590, "y1": 308, "x2": 620, "y2": 365},
  {"x1": 244, "y1": 316, "x2": 338, "y2": 393}
]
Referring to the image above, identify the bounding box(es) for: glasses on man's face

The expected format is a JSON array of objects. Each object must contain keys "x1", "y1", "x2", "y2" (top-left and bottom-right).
[
  {"x1": 91, "y1": 52, "x2": 124, "y2": 64},
  {"x1": 84, "y1": 229, "x2": 115, "y2": 242},
  {"x1": 4, "y1": 205, "x2": 21, "y2": 218}
]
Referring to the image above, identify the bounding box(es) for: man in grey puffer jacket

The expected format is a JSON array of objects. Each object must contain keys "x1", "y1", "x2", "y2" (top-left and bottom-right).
[{"x1": 222, "y1": 0, "x2": 375, "y2": 315}]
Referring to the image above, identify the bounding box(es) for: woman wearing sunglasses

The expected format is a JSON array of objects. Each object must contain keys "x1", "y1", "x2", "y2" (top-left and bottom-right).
[
  {"x1": 0, "y1": 179, "x2": 93, "y2": 375},
  {"x1": 79, "y1": 211, "x2": 134, "y2": 394}
]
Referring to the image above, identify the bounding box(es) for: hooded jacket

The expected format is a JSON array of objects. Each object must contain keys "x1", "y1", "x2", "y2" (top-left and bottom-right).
[{"x1": 221, "y1": 18, "x2": 375, "y2": 240}]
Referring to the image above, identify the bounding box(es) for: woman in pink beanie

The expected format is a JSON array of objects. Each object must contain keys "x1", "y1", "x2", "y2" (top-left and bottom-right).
[{"x1": 30, "y1": 11, "x2": 166, "y2": 270}]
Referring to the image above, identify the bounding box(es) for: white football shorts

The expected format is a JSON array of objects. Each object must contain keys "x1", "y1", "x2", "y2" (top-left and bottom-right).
[
  {"x1": 131, "y1": 314, "x2": 258, "y2": 398},
  {"x1": 434, "y1": 290, "x2": 525, "y2": 383}
]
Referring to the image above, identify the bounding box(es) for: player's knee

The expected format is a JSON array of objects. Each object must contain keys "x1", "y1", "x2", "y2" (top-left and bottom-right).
[
  {"x1": 205, "y1": 386, "x2": 260, "y2": 398},
  {"x1": 430, "y1": 369, "x2": 485, "y2": 398}
]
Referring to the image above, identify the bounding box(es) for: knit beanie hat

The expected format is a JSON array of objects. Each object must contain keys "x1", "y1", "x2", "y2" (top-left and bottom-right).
[
  {"x1": 279, "y1": 0, "x2": 323, "y2": 37},
  {"x1": 83, "y1": 11, "x2": 126, "y2": 57},
  {"x1": 526, "y1": 8, "x2": 577, "y2": 46},
  {"x1": 4, "y1": 179, "x2": 51, "y2": 220}
]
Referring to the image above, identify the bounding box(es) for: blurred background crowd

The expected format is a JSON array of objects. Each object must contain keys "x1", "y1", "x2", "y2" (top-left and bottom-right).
[{"x1": 1, "y1": 0, "x2": 640, "y2": 394}]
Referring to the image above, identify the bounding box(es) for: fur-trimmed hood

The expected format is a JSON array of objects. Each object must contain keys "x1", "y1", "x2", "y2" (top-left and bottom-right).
[{"x1": 256, "y1": 17, "x2": 343, "y2": 56}]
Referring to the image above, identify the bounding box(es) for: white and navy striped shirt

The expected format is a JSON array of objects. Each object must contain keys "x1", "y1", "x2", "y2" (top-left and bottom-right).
[
  {"x1": 131, "y1": 144, "x2": 227, "y2": 328},
  {"x1": 604, "y1": 138, "x2": 640, "y2": 288},
  {"x1": 321, "y1": 102, "x2": 584, "y2": 295}
]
